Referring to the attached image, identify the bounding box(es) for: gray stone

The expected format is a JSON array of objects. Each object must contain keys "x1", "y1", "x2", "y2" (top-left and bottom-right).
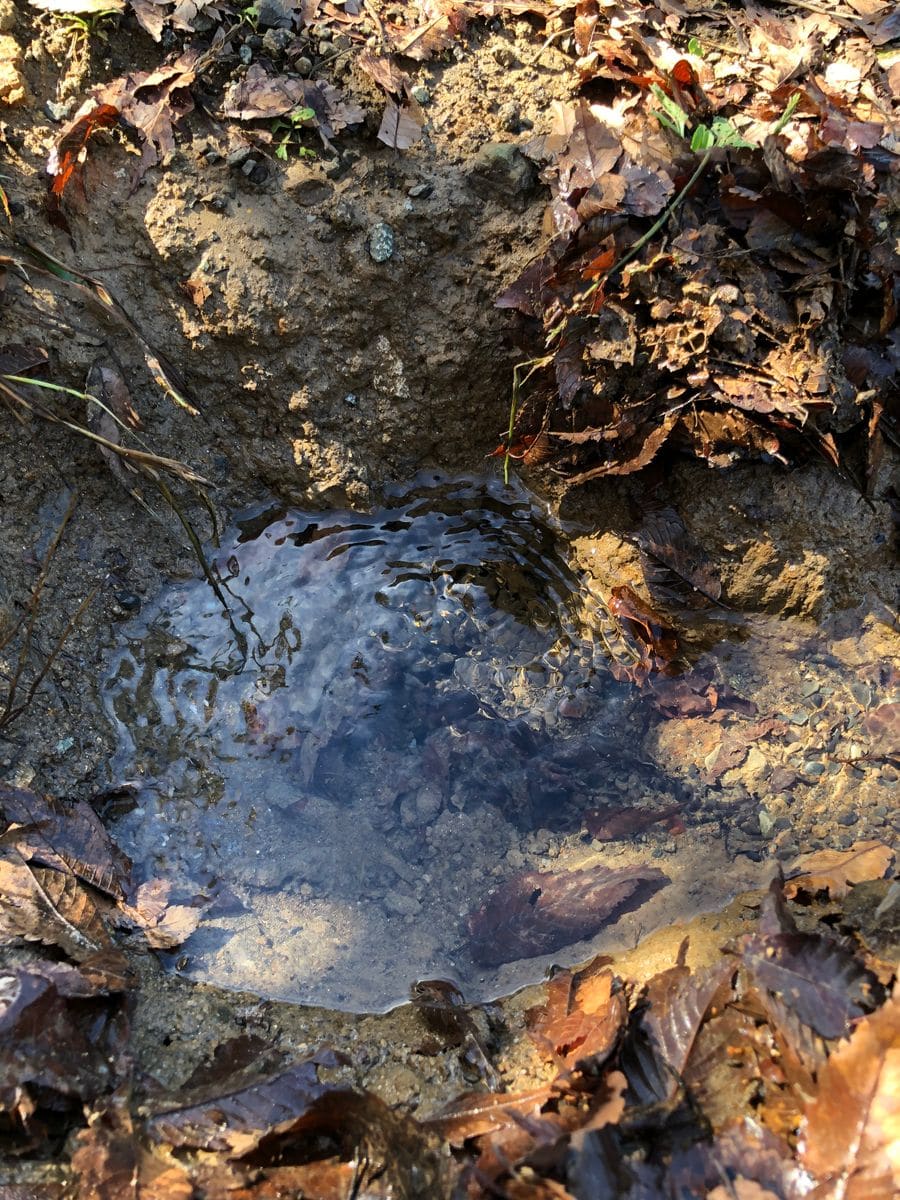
[
  {"x1": 414, "y1": 785, "x2": 443, "y2": 823},
  {"x1": 467, "y1": 142, "x2": 536, "y2": 209},
  {"x1": 382, "y1": 889, "x2": 421, "y2": 917},
  {"x1": 45, "y1": 100, "x2": 72, "y2": 123},
  {"x1": 498, "y1": 101, "x2": 521, "y2": 132},
  {"x1": 257, "y1": 0, "x2": 294, "y2": 27},
  {"x1": 262, "y1": 27, "x2": 293, "y2": 54},
  {"x1": 410, "y1": 85, "x2": 431, "y2": 105},
  {"x1": 368, "y1": 222, "x2": 395, "y2": 263},
  {"x1": 408, "y1": 182, "x2": 433, "y2": 199}
]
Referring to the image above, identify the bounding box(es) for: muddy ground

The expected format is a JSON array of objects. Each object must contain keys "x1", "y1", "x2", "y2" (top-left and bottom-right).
[{"x1": 0, "y1": 0, "x2": 898, "y2": 1185}]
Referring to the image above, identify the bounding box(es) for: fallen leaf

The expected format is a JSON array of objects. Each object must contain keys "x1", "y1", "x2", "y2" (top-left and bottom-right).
[
  {"x1": 0, "y1": 845, "x2": 113, "y2": 960},
  {"x1": 785, "y1": 841, "x2": 895, "y2": 900},
  {"x1": 742, "y1": 928, "x2": 883, "y2": 1041},
  {"x1": 633, "y1": 505, "x2": 723, "y2": 605},
  {"x1": 528, "y1": 959, "x2": 626, "y2": 1072},
  {"x1": 800, "y1": 987, "x2": 900, "y2": 1198},
  {"x1": 94, "y1": 53, "x2": 198, "y2": 180},
  {"x1": 1, "y1": 784, "x2": 132, "y2": 900},
  {"x1": 467, "y1": 864, "x2": 668, "y2": 966},
  {"x1": 118, "y1": 878, "x2": 204, "y2": 950},
  {"x1": 424, "y1": 1087, "x2": 555, "y2": 1145},
  {"x1": 377, "y1": 97, "x2": 425, "y2": 150},
  {"x1": 46, "y1": 103, "x2": 121, "y2": 232}
]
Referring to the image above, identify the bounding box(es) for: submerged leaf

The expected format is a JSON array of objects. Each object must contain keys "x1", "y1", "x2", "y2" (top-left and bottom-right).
[{"x1": 467, "y1": 864, "x2": 668, "y2": 966}]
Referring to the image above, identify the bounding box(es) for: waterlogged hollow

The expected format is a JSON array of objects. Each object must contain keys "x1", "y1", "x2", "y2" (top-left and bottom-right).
[{"x1": 103, "y1": 475, "x2": 899, "y2": 1010}]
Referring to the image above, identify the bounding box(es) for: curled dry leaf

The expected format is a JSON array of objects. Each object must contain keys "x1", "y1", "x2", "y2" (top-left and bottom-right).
[
  {"x1": 528, "y1": 957, "x2": 626, "y2": 1072},
  {"x1": 94, "y1": 52, "x2": 199, "y2": 180}
]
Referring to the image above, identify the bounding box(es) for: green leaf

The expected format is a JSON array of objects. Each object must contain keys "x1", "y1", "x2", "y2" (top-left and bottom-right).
[
  {"x1": 651, "y1": 84, "x2": 689, "y2": 140},
  {"x1": 690, "y1": 125, "x2": 714, "y2": 152},
  {"x1": 290, "y1": 106, "x2": 317, "y2": 126},
  {"x1": 687, "y1": 37, "x2": 703, "y2": 57},
  {"x1": 709, "y1": 116, "x2": 756, "y2": 149},
  {"x1": 770, "y1": 91, "x2": 801, "y2": 136},
  {"x1": 275, "y1": 142, "x2": 288, "y2": 161}
]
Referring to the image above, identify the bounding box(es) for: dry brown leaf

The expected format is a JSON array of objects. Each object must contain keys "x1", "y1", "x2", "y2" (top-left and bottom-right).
[
  {"x1": 800, "y1": 988, "x2": 900, "y2": 1197},
  {"x1": 785, "y1": 840, "x2": 895, "y2": 900},
  {"x1": 377, "y1": 98, "x2": 425, "y2": 150},
  {"x1": 118, "y1": 878, "x2": 203, "y2": 950}
]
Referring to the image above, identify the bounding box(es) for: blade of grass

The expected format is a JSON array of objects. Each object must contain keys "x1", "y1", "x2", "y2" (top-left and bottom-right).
[{"x1": 0, "y1": 376, "x2": 208, "y2": 484}]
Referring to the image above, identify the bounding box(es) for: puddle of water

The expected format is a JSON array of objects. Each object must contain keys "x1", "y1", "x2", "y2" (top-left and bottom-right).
[{"x1": 103, "y1": 474, "x2": 899, "y2": 1011}]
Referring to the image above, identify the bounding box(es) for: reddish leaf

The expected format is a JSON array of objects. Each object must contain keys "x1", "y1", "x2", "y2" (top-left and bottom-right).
[
  {"x1": 583, "y1": 803, "x2": 681, "y2": 842},
  {"x1": 46, "y1": 103, "x2": 121, "y2": 231},
  {"x1": 528, "y1": 960, "x2": 626, "y2": 1072},
  {"x1": 467, "y1": 864, "x2": 668, "y2": 967}
]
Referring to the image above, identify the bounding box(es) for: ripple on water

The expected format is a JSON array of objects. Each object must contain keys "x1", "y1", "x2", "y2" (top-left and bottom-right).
[{"x1": 102, "y1": 474, "x2": 898, "y2": 1010}]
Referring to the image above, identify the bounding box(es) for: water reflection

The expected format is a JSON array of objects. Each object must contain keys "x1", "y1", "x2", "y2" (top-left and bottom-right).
[{"x1": 102, "y1": 475, "x2": 898, "y2": 1010}]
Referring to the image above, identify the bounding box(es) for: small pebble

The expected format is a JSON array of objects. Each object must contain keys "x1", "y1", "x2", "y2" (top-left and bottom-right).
[
  {"x1": 410, "y1": 85, "x2": 430, "y2": 105},
  {"x1": 408, "y1": 182, "x2": 433, "y2": 198},
  {"x1": 368, "y1": 222, "x2": 395, "y2": 262},
  {"x1": 498, "y1": 101, "x2": 521, "y2": 132},
  {"x1": 45, "y1": 100, "x2": 72, "y2": 123},
  {"x1": 758, "y1": 809, "x2": 776, "y2": 837},
  {"x1": 493, "y1": 45, "x2": 518, "y2": 68},
  {"x1": 114, "y1": 591, "x2": 141, "y2": 613},
  {"x1": 802, "y1": 759, "x2": 826, "y2": 776},
  {"x1": 837, "y1": 810, "x2": 859, "y2": 826}
]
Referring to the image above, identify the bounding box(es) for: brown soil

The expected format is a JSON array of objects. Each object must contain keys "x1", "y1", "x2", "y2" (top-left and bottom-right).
[{"x1": 0, "y1": 1, "x2": 897, "y2": 1188}]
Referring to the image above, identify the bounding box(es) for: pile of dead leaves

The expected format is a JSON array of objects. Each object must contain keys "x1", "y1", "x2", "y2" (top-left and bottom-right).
[
  {"x1": 497, "y1": 0, "x2": 899, "y2": 485},
  {"x1": 34, "y1": 0, "x2": 549, "y2": 232},
  {"x1": 1, "y1": 778, "x2": 896, "y2": 1198},
  {"x1": 431, "y1": 858, "x2": 899, "y2": 1200}
]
